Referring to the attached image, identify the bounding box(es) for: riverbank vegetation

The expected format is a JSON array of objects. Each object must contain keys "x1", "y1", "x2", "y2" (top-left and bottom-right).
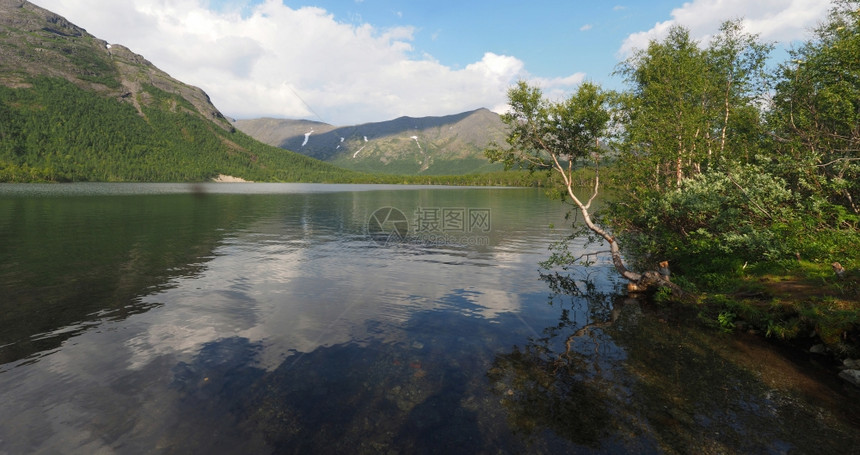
[{"x1": 490, "y1": 2, "x2": 859, "y2": 362}]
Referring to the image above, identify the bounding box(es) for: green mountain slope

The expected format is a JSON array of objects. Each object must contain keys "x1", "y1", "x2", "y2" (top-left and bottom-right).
[
  {"x1": 234, "y1": 108, "x2": 509, "y2": 175},
  {"x1": 0, "y1": 0, "x2": 359, "y2": 182}
]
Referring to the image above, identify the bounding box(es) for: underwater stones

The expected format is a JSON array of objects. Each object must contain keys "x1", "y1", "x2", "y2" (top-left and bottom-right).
[
  {"x1": 837, "y1": 359, "x2": 860, "y2": 388},
  {"x1": 837, "y1": 369, "x2": 860, "y2": 388},
  {"x1": 809, "y1": 344, "x2": 827, "y2": 354}
]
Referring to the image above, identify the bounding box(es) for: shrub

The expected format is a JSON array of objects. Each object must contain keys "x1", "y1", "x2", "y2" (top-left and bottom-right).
[{"x1": 615, "y1": 165, "x2": 855, "y2": 284}]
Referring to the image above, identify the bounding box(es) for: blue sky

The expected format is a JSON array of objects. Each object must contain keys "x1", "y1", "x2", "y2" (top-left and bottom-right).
[
  {"x1": 281, "y1": 1, "x2": 674, "y2": 77},
  {"x1": 37, "y1": 0, "x2": 832, "y2": 125}
]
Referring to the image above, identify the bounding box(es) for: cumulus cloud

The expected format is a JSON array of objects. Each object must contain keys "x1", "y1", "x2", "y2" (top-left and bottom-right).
[
  {"x1": 618, "y1": 0, "x2": 831, "y2": 57},
  {"x1": 35, "y1": 0, "x2": 584, "y2": 125}
]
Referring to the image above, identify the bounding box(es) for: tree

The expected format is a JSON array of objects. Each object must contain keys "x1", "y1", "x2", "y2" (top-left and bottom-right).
[
  {"x1": 706, "y1": 20, "x2": 773, "y2": 160},
  {"x1": 769, "y1": 0, "x2": 860, "y2": 215},
  {"x1": 487, "y1": 81, "x2": 678, "y2": 293},
  {"x1": 615, "y1": 26, "x2": 712, "y2": 190},
  {"x1": 614, "y1": 22, "x2": 771, "y2": 195}
]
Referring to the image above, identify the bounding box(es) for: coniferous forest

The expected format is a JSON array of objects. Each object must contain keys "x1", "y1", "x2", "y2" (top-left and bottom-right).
[{"x1": 0, "y1": 77, "x2": 364, "y2": 182}]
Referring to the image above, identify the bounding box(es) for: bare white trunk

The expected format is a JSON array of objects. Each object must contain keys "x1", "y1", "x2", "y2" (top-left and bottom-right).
[
  {"x1": 550, "y1": 154, "x2": 642, "y2": 283},
  {"x1": 548, "y1": 155, "x2": 690, "y2": 300},
  {"x1": 720, "y1": 82, "x2": 732, "y2": 155}
]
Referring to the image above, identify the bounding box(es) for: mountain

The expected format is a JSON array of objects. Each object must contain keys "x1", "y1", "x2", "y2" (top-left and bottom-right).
[
  {"x1": 234, "y1": 108, "x2": 509, "y2": 175},
  {"x1": 0, "y1": 0, "x2": 359, "y2": 182}
]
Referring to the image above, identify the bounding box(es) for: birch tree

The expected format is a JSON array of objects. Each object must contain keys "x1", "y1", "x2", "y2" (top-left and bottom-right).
[
  {"x1": 487, "y1": 81, "x2": 678, "y2": 292},
  {"x1": 770, "y1": 0, "x2": 860, "y2": 214},
  {"x1": 615, "y1": 22, "x2": 771, "y2": 195}
]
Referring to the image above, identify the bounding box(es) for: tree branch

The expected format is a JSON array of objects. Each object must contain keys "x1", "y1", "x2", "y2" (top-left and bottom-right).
[
  {"x1": 816, "y1": 157, "x2": 860, "y2": 168},
  {"x1": 725, "y1": 171, "x2": 775, "y2": 220}
]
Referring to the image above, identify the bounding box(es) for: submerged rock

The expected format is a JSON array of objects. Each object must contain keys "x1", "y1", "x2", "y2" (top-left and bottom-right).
[{"x1": 837, "y1": 369, "x2": 860, "y2": 388}]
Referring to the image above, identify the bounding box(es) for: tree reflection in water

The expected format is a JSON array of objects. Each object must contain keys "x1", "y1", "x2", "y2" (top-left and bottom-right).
[
  {"x1": 487, "y1": 269, "x2": 860, "y2": 453},
  {"x1": 487, "y1": 269, "x2": 649, "y2": 450},
  {"x1": 157, "y1": 266, "x2": 860, "y2": 453}
]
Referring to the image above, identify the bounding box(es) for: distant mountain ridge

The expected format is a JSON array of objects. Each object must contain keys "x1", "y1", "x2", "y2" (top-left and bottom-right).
[
  {"x1": 0, "y1": 0, "x2": 360, "y2": 182},
  {"x1": 234, "y1": 108, "x2": 509, "y2": 175}
]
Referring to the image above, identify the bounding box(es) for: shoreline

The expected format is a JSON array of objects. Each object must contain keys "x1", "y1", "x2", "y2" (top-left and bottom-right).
[{"x1": 211, "y1": 174, "x2": 251, "y2": 183}]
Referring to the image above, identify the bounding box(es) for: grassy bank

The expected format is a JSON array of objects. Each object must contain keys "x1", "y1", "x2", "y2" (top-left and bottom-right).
[{"x1": 659, "y1": 259, "x2": 860, "y2": 366}]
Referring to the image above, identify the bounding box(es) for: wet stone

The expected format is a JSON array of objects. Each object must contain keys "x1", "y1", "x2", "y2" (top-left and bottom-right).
[{"x1": 838, "y1": 369, "x2": 860, "y2": 388}]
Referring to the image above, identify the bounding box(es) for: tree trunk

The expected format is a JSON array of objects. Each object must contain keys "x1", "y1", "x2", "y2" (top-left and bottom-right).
[{"x1": 557, "y1": 163, "x2": 688, "y2": 299}]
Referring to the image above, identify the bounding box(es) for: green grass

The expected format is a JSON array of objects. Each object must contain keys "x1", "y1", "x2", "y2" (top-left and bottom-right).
[{"x1": 681, "y1": 258, "x2": 860, "y2": 358}]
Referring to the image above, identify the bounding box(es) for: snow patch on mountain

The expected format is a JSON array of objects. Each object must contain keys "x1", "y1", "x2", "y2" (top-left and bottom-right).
[{"x1": 302, "y1": 130, "x2": 314, "y2": 147}]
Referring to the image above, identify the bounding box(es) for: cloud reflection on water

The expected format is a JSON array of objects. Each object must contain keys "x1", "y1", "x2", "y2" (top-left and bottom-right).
[{"x1": 0, "y1": 185, "x2": 589, "y2": 453}]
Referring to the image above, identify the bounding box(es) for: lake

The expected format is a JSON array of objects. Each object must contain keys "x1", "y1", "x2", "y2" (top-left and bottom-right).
[{"x1": 0, "y1": 183, "x2": 858, "y2": 454}]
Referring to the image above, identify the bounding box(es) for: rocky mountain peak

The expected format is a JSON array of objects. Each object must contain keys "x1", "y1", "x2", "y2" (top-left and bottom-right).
[
  {"x1": 234, "y1": 107, "x2": 508, "y2": 175},
  {"x1": 0, "y1": 0, "x2": 231, "y2": 130}
]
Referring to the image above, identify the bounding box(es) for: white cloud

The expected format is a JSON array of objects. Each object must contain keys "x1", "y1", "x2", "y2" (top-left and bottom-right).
[
  {"x1": 618, "y1": 0, "x2": 831, "y2": 57},
  {"x1": 533, "y1": 72, "x2": 587, "y2": 91},
  {"x1": 580, "y1": 24, "x2": 593, "y2": 31},
  {"x1": 35, "y1": 0, "x2": 583, "y2": 125},
  {"x1": 530, "y1": 72, "x2": 587, "y2": 104}
]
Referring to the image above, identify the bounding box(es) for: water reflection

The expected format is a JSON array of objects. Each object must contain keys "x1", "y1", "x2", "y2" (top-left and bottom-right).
[
  {"x1": 0, "y1": 193, "x2": 243, "y2": 364},
  {"x1": 1, "y1": 184, "x2": 858, "y2": 454},
  {"x1": 488, "y1": 269, "x2": 638, "y2": 451},
  {"x1": 488, "y1": 269, "x2": 860, "y2": 453},
  {"x1": 0, "y1": 184, "x2": 575, "y2": 454},
  {"x1": 152, "y1": 303, "x2": 568, "y2": 454}
]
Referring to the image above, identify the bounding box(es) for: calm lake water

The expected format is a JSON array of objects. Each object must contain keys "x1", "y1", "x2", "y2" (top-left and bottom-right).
[{"x1": 0, "y1": 183, "x2": 858, "y2": 454}]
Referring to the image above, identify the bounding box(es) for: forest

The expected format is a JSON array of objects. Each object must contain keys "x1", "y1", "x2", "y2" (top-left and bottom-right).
[
  {"x1": 0, "y1": 77, "x2": 543, "y2": 186},
  {"x1": 0, "y1": 76, "x2": 358, "y2": 183},
  {"x1": 489, "y1": 2, "x2": 859, "y2": 356}
]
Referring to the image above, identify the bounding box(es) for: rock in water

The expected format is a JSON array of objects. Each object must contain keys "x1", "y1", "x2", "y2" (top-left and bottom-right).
[{"x1": 838, "y1": 369, "x2": 860, "y2": 388}]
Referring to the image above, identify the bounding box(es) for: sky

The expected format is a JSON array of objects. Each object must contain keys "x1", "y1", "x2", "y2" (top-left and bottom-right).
[{"x1": 34, "y1": 0, "x2": 833, "y2": 126}]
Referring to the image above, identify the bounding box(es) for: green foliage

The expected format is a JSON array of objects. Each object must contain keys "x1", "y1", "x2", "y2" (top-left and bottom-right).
[
  {"x1": 606, "y1": 5, "x2": 859, "y2": 286},
  {"x1": 615, "y1": 26, "x2": 712, "y2": 190},
  {"x1": 484, "y1": 80, "x2": 618, "y2": 268},
  {"x1": 768, "y1": 0, "x2": 860, "y2": 215},
  {"x1": 621, "y1": 166, "x2": 799, "y2": 269},
  {"x1": 501, "y1": 4, "x2": 860, "y2": 357},
  {"x1": 486, "y1": 80, "x2": 611, "y2": 174},
  {"x1": 0, "y1": 77, "x2": 365, "y2": 182},
  {"x1": 0, "y1": 77, "x2": 544, "y2": 186},
  {"x1": 614, "y1": 21, "x2": 773, "y2": 194},
  {"x1": 697, "y1": 303, "x2": 739, "y2": 333},
  {"x1": 653, "y1": 286, "x2": 674, "y2": 304},
  {"x1": 717, "y1": 311, "x2": 736, "y2": 332},
  {"x1": 616, "y1": 164, "x2": 860, "y2": 287},
  {"x1": 65, "y1": 39, "x2": 121, "y2": 88}
]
